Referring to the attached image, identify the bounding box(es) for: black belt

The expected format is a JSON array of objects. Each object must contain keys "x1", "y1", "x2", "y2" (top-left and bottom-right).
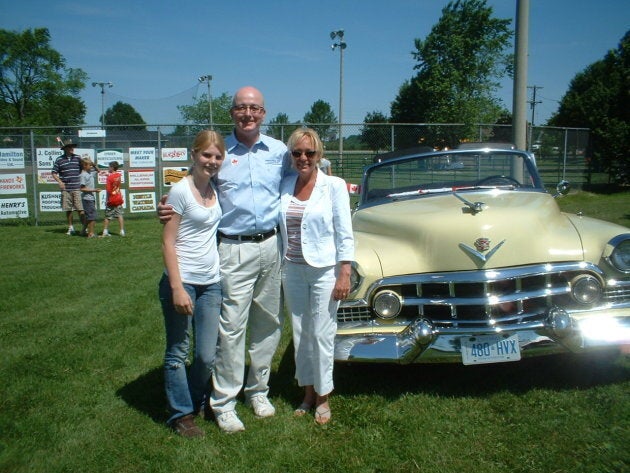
[{"x1": 219, "y1": 227, "x2": 278, "y2": 242}]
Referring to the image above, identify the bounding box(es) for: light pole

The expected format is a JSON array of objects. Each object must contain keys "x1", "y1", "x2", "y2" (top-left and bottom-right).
[
  {"x1": 91, "y1": 82, "x2": 113, "y2": 128},
  {"x1": 198, "y1": 75, "x2": 213, "y2": 129},
  {"x1": 330, "y1": 29, "x2": 346, "y2": 173},
  {"x1": 527, "y1": 85, "x2": 542, "y2": 152}
]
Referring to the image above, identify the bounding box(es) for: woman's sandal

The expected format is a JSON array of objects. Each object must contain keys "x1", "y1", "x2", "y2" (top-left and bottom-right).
[
  {"x1": 294, "y1": 403, "x2": 313, "y2": 417},
  {"x1": 314, "y1": 404, "x2": 331, "y2": 425}
]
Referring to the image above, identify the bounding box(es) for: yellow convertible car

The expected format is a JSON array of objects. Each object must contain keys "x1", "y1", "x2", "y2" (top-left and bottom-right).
[{"x1": 335, "y1": 145, "x2": 630, "y2": 364}]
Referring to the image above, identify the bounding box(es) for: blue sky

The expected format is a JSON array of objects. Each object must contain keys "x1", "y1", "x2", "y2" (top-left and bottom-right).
[{"x1": 1, "y1": 0, "x2": 627, "y2": 126}]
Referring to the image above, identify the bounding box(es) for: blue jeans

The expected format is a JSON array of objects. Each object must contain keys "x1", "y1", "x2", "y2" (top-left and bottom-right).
[{"x1": 159, "y1": 274, "x2": 221, "y2": 424}]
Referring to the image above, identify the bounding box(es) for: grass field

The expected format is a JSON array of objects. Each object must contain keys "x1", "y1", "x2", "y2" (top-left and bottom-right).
[{"x1": 0, "y1": 191, "x2": 628, "y2": 473}]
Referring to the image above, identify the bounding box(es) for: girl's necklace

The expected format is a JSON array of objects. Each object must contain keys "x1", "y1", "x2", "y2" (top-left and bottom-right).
[
  {"x1": 191, "y1": 176, "x2": 212, "y2": 205},
  {"x1": 200, "y1": 184, "x2": 213, "y2": 205}
]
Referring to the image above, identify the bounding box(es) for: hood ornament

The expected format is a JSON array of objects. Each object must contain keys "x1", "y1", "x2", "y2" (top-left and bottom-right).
[
  {"x1": 453, "y1": 192, "x2": 485, "y2": 214},
  {"x1": 459, "y1": 238, "x2": 506, "y2": 265}
]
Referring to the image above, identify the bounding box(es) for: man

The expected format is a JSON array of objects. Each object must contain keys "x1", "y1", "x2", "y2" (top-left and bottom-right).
[
  {"x1": 159, "y1": 86, "x2": 292, "y2": 433},
  {"x1": 52, "y1": 139, "x2": 84, "y2": 235},
  {"x1": 319, "y1": 156, "x2": 333, "y2": 176}
]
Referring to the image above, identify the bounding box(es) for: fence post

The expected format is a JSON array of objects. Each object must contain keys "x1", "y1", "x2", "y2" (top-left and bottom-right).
[
  {"x1": 390, "y1": 124, "x2": 395, "y2": 152},
  {"x1": 157, "y1": 127, "x2": 163, "y2": 190},
  {"x1": 29, "y1": 129, "x2": 40, "y2": 226},
  {"x1": 562, "y1": 128, "x2": 568, "y2": 181}
]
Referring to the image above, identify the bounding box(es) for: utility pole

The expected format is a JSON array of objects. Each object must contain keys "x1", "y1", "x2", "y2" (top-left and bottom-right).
[
  {"x1": 527, "y1": 85, "x2": 543, "y2": 151},
  {"x1": 198, "y1": 75, "x2": 213, "y2": 129},
  {"x1": 512, "y1": 0, "x2": 529, "y2": 151}
]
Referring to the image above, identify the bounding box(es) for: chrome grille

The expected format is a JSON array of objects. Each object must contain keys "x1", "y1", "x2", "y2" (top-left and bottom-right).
[
  {"x1": 337, "y1": 262, "x2": 626, "y2": 328},
  {"x1": 336, "y1": 304, "x2": 372, "y2": 323},
  {"x1": 603, "y1": 284, "x2": 630, "y2": 304}
]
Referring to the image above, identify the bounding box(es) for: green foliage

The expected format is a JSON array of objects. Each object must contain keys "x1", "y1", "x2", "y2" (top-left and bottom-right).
[
  {"x1": 175, "y1": 91, "x2": 233, "y2": 135},
  {"x1": 391, "y1": 0, "x2": 512, "y2": 149},
  {"x1": 266, "y1": 112, "x2": 300, "y2": 141},
  {"x1": 360, "y1": 111, "x2": 390, "y2": 152},
  {"x1": 303, "y1": 99, "x2": 337, "y2": 142},
  {"x1": 104, "y1": 101, "x2": 147, "y2": 129},
  {"x1": 0, "y1": 27, "x2": 87, "y2": 127},
  {"x1": 550, "y1": 30, "x2": 630, "y2": 185},
  {"x1": 339, "y1": 134, "x2": 364, "y2": 151}
]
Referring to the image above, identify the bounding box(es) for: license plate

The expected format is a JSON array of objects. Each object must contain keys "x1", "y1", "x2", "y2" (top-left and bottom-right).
[{"x1": 460, "y1": 333, "x2": 521, "y2": 365}]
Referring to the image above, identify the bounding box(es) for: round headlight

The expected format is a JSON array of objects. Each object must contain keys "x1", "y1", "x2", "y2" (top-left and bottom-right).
[
  {"x1": 571, "y1": 275, "x2": 603, "y2": 305},
  {"x1": 373, "y1": 290, "x2": 402, "y2": 319},
  {"x1": 609, "y1": 238, "x2": 630, "y2": 273}
]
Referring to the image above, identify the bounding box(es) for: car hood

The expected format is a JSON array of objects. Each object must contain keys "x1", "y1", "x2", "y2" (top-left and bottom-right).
[{"x1": 353, "y1": 190, "x2": 584, "y2": 276}]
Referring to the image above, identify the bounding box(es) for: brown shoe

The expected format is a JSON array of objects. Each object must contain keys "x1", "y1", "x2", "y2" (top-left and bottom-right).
[{"x1": 171, "y1": 414, "x2": 205, "y2": 438}]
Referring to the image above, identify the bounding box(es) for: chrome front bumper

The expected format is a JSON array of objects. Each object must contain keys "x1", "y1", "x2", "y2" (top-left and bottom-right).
[{"x1": 334, "y1": 307, "x2": 630, "y2": 363}]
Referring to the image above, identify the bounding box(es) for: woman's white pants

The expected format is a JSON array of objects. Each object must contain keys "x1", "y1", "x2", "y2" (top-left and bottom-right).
[{"x1": 282, "y1": 261, "x2": 339, "y2": 396}]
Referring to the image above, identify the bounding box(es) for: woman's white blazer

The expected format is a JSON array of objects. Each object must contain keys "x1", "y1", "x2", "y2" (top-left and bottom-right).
[{"x1": 279, "y1": 169, "x2": 354, "y2": 268}]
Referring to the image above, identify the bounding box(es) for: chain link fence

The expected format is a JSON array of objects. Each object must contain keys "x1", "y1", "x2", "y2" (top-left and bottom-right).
[{"x1": 0, "y1": 123, "x2": 591, "y2": 225}]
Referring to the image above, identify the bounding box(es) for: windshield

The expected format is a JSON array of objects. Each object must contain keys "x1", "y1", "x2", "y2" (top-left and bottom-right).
[{"x1": 362, "y1": 150, "x2": 541, "y2": 204}]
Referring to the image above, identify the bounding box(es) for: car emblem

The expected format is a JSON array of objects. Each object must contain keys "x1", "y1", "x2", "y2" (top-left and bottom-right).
[
  {"x1": 474, "y1": 238, "x2": 491, "y2": 252},
  {"x1": 459, "y1": 239, "x2": 506, "y2": 265}
]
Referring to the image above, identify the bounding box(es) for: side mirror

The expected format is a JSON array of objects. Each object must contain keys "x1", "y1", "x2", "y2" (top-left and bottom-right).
[{"x1": 554, "y1": 180, "x2": 570, "y2": 197}]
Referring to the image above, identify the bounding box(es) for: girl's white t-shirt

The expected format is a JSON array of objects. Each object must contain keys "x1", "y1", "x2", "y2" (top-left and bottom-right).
[{"x1": 165, "y1": 178, "x2": 222, "y2": 285}]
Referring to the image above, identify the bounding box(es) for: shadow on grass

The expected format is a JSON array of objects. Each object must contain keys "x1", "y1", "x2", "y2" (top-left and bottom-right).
[
  {"x1": 270, "y1": 341, "x2": 302, "y2": 404},
  {"x1": 116, "y1": 347, "x2": 301, "y2": 423},
  {"x1": 581, "y1": 183, "x2": 625, "y2": 194},
  {"x1": 331, "y1": 350, "x2": 630, "y2": 399},
  {"x1": 43, "y1": 226, "x2": 87, "y2": 237},
  {"x1": 114, "y1": 346, "x2": 629, "y2": 418},
  {"x1": 116, "y1": 366, "x2": 167, "y2": 424}
]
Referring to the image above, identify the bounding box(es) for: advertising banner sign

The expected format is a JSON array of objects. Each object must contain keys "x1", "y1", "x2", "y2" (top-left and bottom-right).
[
  {"x1": 129, "y1": 192, "x2": 156, "y2": 213},
  {"x1": 161, "y1": 148, "x2": 188, "y2": 161},
  {"x1": 0, "y1": 148, "x2": 25, "y2": 169},
  {"x1": 129, "y1": 147, "x2": 156, "y2": 168},
  {"x1": 40, "y1": 192, "x2": 62, "y2": 212},
  {"x1": 0, "y1": 173, "x2": 27, "y2": 194},
  {"x1": 163, "y1": 167, "x2": 188, "y2": 186},
  {"x1": 0, "y1": 198, "x2": 28, "y2": 219},
  {"x1": 128, "y1": 170, "x2": 155, "y2": 189}
]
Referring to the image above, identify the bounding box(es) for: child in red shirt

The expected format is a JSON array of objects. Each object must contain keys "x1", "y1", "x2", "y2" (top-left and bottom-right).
[{"x1": 101, "y1": 161, "x2": 125, "y2": 237}]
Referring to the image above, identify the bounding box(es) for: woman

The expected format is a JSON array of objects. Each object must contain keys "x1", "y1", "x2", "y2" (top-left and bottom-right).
[
  {"x1": 280, "y1": 128, "x2": 354, "y2": 425},
  {"x1": 159, "y1": 130, "x2": 225, "y2": 437}
]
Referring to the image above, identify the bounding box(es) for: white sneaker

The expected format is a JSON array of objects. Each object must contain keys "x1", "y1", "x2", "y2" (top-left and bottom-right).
[
  {"x1": 119, "y1": 229, "x2": 126, "y2": 237},
  {"x1": 215, "y1": 410, "x2": 245, "y2": 433},
  {"x1": 101, "y1": 230, "x2": 111, "y2": 237},
  {"x1": 248, "y1": 395, "x2": 276, "y2": 418},
  {"x1": 66, "y1": 226, "x2": 75, "y2": 236}
]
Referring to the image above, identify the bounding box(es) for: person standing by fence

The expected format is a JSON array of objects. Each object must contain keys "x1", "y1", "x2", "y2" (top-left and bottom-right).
[
  {"x1": 52, "y1": 139, "x2": 84, "y2": 236},
  {"x1": 101, "y1": 161, "x2": 125, "y2": 237},
  {"x1": 79, "y1": 158, "x2": 100, "y2": 238}
]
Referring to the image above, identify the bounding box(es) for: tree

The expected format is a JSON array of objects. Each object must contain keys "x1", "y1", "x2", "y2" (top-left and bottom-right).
[
  {"x1": 103, "y1": 101, "x2": 146, "y2": 130},
  {"x1": 0, "y1": 28, "x2": 87, "y2": 127},
  {"x1": 175, "y1": 91, "x2": 233, "y2": 135},
  {"x1": 360, "y1": 111, "x2": 390, "y2": 152},
  {"x1": 549, "y1": 30, "x2": 629, "y2": 185},
  {"x1": 303, "y1": 100, "x2": 337, "y2": 142},
  {"x1": 266, "y1": 112, "x2": 299, "y2": 141},
  {"x1": 390, "y1": 0, "x2": 512, "y2": 148}
]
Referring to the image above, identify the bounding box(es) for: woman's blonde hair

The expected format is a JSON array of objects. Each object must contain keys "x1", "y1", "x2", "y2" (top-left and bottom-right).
[
  {"x1": 286, "y1": 127, "x2": 323, "y2": 161},
  {"x1": 192, "y1": 129, "x2": 226, "y2": 158}
]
